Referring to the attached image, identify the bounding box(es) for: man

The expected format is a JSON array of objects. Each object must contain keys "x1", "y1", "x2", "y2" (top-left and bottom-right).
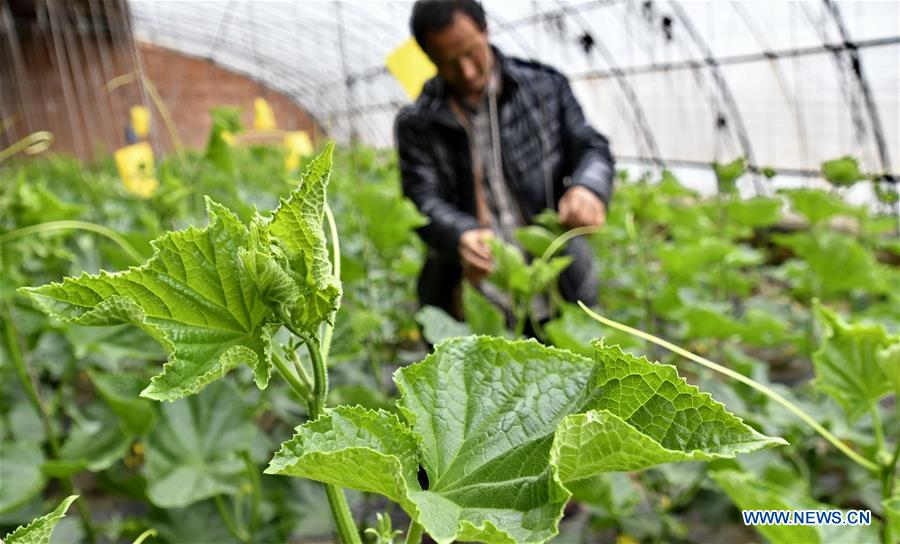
[{"x1": 395, "y1": 0, "x2": 614, "y2": 319}]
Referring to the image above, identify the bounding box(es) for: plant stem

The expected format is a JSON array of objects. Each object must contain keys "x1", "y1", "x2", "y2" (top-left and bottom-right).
[
  {"x1": 871, "y1": 403, "x2": 886, "y2": 455},
  {"x1": 305, "y1": 337, "x2": 361, "y2": 544},
  {"x1": 0, "y1": 220, "x2": 145, "y2": 264},
  {"x1": 131, "y1": 529, "x2": 158, "y2": 544},
  {"x1": 578, "y1": 302, "x2": 882, "y2": 474},
  {"x1": 404, "y1": 521, "x2": 424, "y2": 544},
  {"x1": 305, "y1": 338, "x2": 328, "y2": 420},
  {"x1": 3, "y1": 314, "x2": 96, "y2": 542},
  {"x1": 271, "y1": 351, "x2": 310, "y2": 407},
  {"x1": 540, "y1": 225, "x2": 600, "y2": 262},
  {"x1": 624, "y1": 211, "x2": 656, "y2": 343},
  {"x1": 215, "y1": 495, "x2": 249, "y2": 543},
  {"x1": 321, "y1": 203, "x2": 341, "y2": 361}
]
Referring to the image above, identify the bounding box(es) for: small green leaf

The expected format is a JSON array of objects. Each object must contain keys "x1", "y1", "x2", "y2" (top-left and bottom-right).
[
  {"x1": 205, "y1": 107, "x2": 242, "y2": 173},
  {"x1": 144, "y1": 381, "x2": 256, "y2": 508},
  {"x1": 773, "y1": 231, "x2": 884, "y2": 296},
  {"x1": 782, "y1": 188, "x2": 852, "y2": 225},
  {"x1": 515, "y1": 225, "x2": 555, "y2": 257},
  {"x1": 821, "y1": 156, "x2": 863, "y2": 186},
  {"x1": 415, "y1": 306, "x2": 471, "y2": 345},
  {"x1": 350, "y1": 183, "x2": 428, "y2": 254},
  {"x1": 725, "y1": 197, "x2": 781, "y2": 228},
  {"x1": 88, "y1": 370, "x2": 156, "y2": 434},
  {"x1": 21, "y1": 198, "x2": 277, "y2": 401},
  {"x1": 462, "y1": 283, "x2": 508, "y2": 337},
  {"x1": 59, "y1": 406, "x2": 132, "y2": 472},
  {"x1": 713, "y1": 157, "x2": 745, "y2": 194},
  {"x1": 4, "y1": 495, "x2": 78, "y2": 544},
  {"x1": 270, "y1": 337, "x2": 783, "y2": 544},
  {"x1": 812, "y1": 302, "x2": 898, "y2": 422},
  {"x1": 488, "y1": 239, "x2": 571, "y2": 300},
  {"x1": 269, "y1": 142, "x2": 342, "y2": 335}
]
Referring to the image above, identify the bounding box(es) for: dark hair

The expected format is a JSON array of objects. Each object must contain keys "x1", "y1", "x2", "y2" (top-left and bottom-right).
[{"x1": 410, "y1": 0, "x2": 487, "y2": 51}]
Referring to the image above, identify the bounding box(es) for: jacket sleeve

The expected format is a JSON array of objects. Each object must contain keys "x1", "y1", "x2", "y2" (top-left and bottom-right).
[
  {"x1": 395, "y1": 109, "x2": 480, "y2": 261},
  {"x1": 557, "y1": 73, "x2": 616, "y2": 208}
]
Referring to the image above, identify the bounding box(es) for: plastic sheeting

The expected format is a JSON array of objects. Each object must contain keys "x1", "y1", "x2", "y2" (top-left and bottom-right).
[{"x1": 128, "y1": 0, "x2": 899, "y2": 184}]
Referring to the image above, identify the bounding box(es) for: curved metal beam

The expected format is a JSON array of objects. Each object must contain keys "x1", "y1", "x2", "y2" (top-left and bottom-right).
[
  {"x1": 554, "y1": 1, "x2": 665, "y2": 168},
  {"x1": 822, "y1": 0, "x2": 893, "y2": 175},
  {"x1": 666, "y1": 0, "x2": 763, "y2": 194}
]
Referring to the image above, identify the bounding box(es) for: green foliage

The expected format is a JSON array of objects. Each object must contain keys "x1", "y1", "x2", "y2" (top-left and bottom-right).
[
  {"x1": 0, "y1": 442, "x2": 45, "y2": 514},
  {"x1": 811, "y1": 303, "x2": 899, "y2": 422},
  {"x1": 3, "y1": 495, "x2": 78, "y2": 544},
  {"x1": 20, "y1": 145, "x2": 340, "y2": 401},
  {"x1": 821, "y1": 156, "x2": 864, "y2": 186},
  {"x1": 206, "y1": 107, "x2": 243, "y2": 173},
  {"x1": 713, "y1": 157, "x2": 745, "y2": 194},
  {"x1": 268, "y1": 336, "x2": 782, "y2": 544}
]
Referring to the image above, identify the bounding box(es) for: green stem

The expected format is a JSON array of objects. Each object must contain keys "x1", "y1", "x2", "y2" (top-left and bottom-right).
[
  {"x1": 321, "y1": 203, "x2": 341, "y2": 361},
  {"x1": 242, "y1": 452, "x2": 262, "y2": 534},
  {"x1": 271, "y1": 351, "x2": 310, "y2": 406},
  {"x1": 0, "y1": 130, "x2": 54, "y2": 162},
  {"x1": 624, "y1": 211, "x2": 655, "y2": 342},
  {"x1": 215, "y1": 495, "x2": 249, "y2": 543},
  {"x1": 577, "y1": 302, "x2": 881, "y2": 474},
  {"x1": 0, "y1": 220, "x2": 145, "y2": 264},
  {"x1": 539, "y1": 225, "x2": 600, "y2": 263},
  {"x1": 304, "y1": 337, "x2": 361, "y2": 544},
  {"x1": 884, "y1": 440, "x2": 900, "y2": 499},
  {"x1": 871, "y1": 403, "x2": 886, "y2": 454},
  {"x1": 404, "y1": 521, "x2": 424, "y2": 544},
  {"x1": 131, "y1": 529, "x2": 158, "y2": 544},
  {"x1": 306, "y1": 338, "x2": 328, "y2": 420},
  {"x1": 3, "y1": 314, "x2": 96, "y2": 542}
]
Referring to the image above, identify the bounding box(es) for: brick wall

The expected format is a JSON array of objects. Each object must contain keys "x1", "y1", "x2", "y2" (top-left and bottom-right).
[{"x1": 1, "y1": 24, "x2": 318, "y2": 161}]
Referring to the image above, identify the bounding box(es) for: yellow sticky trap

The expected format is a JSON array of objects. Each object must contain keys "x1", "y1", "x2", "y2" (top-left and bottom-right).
[
  {"x1": 130, "y1": 105, "x2": 151, "y2": 138},
  {"x1": 284, "y1": 131, "x2": 313, "y2": 172},
  {"x1": 253, "y1": 97, "x2": 277, "y2": 130},
  {"x1": 386, "y1": 38, "x2": 436, "y2": 100},
  {"x1": 115, "y1": 142, "x2": 158, "y2": 198}
]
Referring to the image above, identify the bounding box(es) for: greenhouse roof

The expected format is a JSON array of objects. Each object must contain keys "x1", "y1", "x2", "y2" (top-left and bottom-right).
[{"x1": 128, "y1": 0, "x2": 899, "y2": 179}]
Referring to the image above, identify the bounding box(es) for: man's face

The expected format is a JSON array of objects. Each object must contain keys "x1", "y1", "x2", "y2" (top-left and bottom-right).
[{"x1": 424, "y1": 12, "x2": 491, "y2": 98}]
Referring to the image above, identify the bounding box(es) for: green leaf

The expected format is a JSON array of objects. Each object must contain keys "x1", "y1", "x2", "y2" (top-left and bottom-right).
[
  {"x1": 350, "y1": 183, "x2": 427, "y2": 254},
  {"x1": 545, "y1": 303, "x2": 643, "y2": 356},
  {"x1": 21, "y1": 198, "x2": 277, "y2": 402},
  {"x1": 415, "y1": 306, "x2": 471, "y2": 345},
  {"x1": 782, "y1": 188, "x2": 852, "y2": 225},
  {"x1": 551, "y1": 341, "x2": 784, "y2": 480},
  {"x1": 268, "y1": 142, "x2": 341, "y2": 335},
  {"x1": 488, "y1": 239, "x2": 571, "y2": 300},
  {"x1": 712, "y1": 470, "x2": 880, "y2": 544},
  {"x1": 4, "y1": 495, "x2": 78, "y2": 544},
  {"x1": 269, "y1": 337, "x2": 782, "y2": 544},
  {"x1": 713, "y1": 157, "x2": 745, "y2": 194},
  {"x1": 878, "y1": 342, "x2": 900, "y2": 397},
  {"x1": 144, "y1": 380, "x2": 256, "y2": 508},
  {"x1": 87, "y1": 370, "x2": 156, "y2": 434},
  {"x1": 0, "y1": 442, "x2": 45, "y2": 514},
  {"x1": 821, "y1": 156, "x2": 863, "y2": 186},
  {"x1": 205, "y1": 107, "x2": 242, "y2": 173},
  {"x1": 59, "y1": 406, "x2": 132, "y2": 472},
  {"x1": 515, "y1": 225, "x2": 555, "y2": 257},
  {"x1": 725, "y1": 197, "x2": 781, "y2": 228},
  {"x1": 812, "y1": 302, "x2": 898, "y2": 422},
  {"x1": 462, "y1": 283, "x2": 508, "y2": 337},
  {"x1": 773, "y1": 231, "x2": 884, "y2": 296}
]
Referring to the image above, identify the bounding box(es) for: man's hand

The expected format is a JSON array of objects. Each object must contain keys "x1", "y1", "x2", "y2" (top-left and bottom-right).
[
  {"x1": 559, "y1": 185, "x2": 607, "y2": 228},
  {"x1": 459, "y1": 228, "x2": 494, "y2": 283}
]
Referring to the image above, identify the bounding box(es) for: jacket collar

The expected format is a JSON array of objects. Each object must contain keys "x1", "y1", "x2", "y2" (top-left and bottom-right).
[{"x1": 418, "y1": 45, "x2": 519, "y2": 129}]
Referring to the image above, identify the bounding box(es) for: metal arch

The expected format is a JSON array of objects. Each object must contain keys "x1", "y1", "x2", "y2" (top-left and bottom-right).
[
  {"x1": 552, "y1": 1, "x2": 665, "y2": 169},
  {"x1": 729, "y1": 1, "x2": 811, "y2": 168},
  {"x1": 821, "y1": 0, "x2": 893, "y2": 175},
  {"x1": 666, "y1": 0, "x2": 762, "y2": 194}
]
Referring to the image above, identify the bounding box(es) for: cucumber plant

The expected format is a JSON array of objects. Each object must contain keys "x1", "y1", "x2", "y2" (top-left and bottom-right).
[{"x1": 23, "y1": 144, "x2": 786, "y2": 543}]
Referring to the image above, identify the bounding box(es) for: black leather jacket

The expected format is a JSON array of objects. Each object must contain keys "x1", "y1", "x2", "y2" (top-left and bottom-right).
[{"x1": 395, "y1": 47, "x2": 615, "y2": 315}]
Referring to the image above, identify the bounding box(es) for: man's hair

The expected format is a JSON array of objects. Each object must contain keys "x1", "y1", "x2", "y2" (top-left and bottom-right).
[{"x1": 410, "y1": 0, "x2": 487, "y2": 51}]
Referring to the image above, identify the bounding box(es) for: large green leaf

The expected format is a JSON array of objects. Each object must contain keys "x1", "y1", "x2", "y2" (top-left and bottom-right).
[
  {"x1": 415, "y1": 306, "x2": 471, "y2": 345},
  {"x1": 21, "y1": 198, "x2": 277, "y2": 402},
  {"x1": 4, "y1": 495, "x2": 78, "y2": 544},
  {"x1": 268, "y1": 337, "x2": 783, "y2": 543},
  {"x1": 349, "y1": 183, "x2": 427, "y2": 254},
  {"x1": 782, "y1": 188, "x2": 853, "y2": 225},
  {"x1": 725, "y1": 196, "x2": 781, "y2": 228},
  {"x1": 712, "y1": 470, "x2": 880, "y2": 544},
  {"x1": 59, "y1": 405, "x2": 132, "y2": 472},
  {"x1": 812, "y1": 303, "x2": 898, "y2": 422},
  {"x1": 773, "y1": 231, "x2": 884, "y2": 296},
  {"x1": 268, "y1": 142, "x2": 341, "y2": 334},
  {"x1": 144, "y1": 381, "x2": 256, "y2": 508}
]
